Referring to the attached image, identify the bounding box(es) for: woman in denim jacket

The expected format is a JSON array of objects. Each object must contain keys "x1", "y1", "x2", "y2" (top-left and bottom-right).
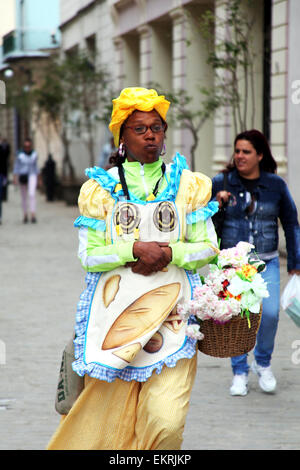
[{"x1": 212, "y1": 129, "x2": 300, "y2": 396}]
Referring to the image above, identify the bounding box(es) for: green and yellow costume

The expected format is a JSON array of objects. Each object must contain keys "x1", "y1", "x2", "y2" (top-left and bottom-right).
[{"x1": 47, "y1": 88, "x2": 219, "y2": 450}]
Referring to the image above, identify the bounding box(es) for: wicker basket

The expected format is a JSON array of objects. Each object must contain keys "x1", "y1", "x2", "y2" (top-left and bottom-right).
[{"x1": 198, "y1": 311, "x2": 262, "y2": 358}]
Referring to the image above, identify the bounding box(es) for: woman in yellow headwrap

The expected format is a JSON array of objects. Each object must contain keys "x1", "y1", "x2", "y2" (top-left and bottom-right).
[{"x1": 47, "y1": 87, "x2": 219, "y2": 450}]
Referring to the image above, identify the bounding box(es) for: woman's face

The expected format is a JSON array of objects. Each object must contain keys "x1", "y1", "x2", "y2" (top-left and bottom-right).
[
  {"x1": 23, "y1": 140, "x2": 32, "y2": 153},
  {"x1": 120, "y1": 110, "x2": 166, "y2": 164},
  {"x1": 234, "y1": 139, "x2": 263, "y2": 178}
]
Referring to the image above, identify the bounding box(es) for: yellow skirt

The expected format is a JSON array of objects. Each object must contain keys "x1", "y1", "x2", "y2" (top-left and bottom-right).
[{"x1": 47, "y1": 354, "x2": 197, "y2": 450}]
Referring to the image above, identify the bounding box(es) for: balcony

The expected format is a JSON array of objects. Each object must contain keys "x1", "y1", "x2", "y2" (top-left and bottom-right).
[
  {"x1": 2, "y1": 28, "x2": 60, "y2": 62},
  {"x1": 3, "y1": 31, "x2": 15, "y2": 55}
]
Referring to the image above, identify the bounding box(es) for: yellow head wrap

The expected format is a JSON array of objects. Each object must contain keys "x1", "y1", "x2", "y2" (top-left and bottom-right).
[{"x1": 109, "y1": 87, "x2": 170, "y2": 147}]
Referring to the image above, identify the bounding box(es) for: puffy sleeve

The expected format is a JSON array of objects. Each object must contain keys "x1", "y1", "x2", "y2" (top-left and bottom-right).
[
  {"x1": 171, "y1": 169, "x2": 219, "y2": 272},
  {"x1": 175, "y1": 169, "x2": 212, "y2": 211},
  {"x1": 75, "y1": 179, "x2": 136, "y2": 273},
  {"x1": 78, "y1": 178, "x2": 114, "y2": 220}
]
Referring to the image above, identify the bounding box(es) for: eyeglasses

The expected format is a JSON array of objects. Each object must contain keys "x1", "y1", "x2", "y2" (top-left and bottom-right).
[{"x1": 123, "y1": 124, "x2": 166, "y2": 135}]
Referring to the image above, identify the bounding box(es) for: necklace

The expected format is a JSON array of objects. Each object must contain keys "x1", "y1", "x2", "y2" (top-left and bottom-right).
[{"x1": 117, "y1": 161, "x2": 166, "y2": 201}]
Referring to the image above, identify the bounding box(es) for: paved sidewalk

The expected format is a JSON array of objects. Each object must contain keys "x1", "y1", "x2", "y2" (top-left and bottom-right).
[{"x1": 0, "y1": 187, "x2": 299, "y2": 450}]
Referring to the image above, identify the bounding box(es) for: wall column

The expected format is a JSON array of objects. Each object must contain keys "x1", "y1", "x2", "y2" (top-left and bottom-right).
[
  {"x1": 270, "y1": 0, "x2": 288, "y2": 176},
  {"x1": 211, "y1": 2, "x2": 232, "y2": 174},
  {"x1": 212, "y1": 0, "x2": 264, "y2": 175},
  {"x1": 137, "y1": 24, "x2": 152, "y2": 86},
  {"x1": 113, "y1": 36, "x2": 125, "y2": 91},
  {"x1": 170, "y1": 8, "x2": 188, "y2": 162},
  {"x1": 287, "y1": 0, "x2": 300, "y2": 208}
]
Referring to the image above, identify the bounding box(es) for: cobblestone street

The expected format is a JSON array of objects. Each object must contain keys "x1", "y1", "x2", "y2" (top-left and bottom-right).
[{"x1": 0, "y1": 187, "x2": 299, "y2": 450}]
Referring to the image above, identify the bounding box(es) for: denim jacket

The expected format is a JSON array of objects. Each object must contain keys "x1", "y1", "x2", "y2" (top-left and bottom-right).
[{"x1": 211, "y1": 169, "x2": 300, "y2": 271}]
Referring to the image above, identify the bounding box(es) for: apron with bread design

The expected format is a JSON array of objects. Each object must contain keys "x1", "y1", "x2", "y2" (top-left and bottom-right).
[{"x1": 82, "y1": 199, "x2": 196, "y2": 376}]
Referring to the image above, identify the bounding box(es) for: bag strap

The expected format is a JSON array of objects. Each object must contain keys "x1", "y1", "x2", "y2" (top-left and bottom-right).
[
  {"x1": 220, "y1": 172, "x2": 229, "y2": 208},
  {"x1": 117, "y1": 163, "x2": 130, "y2": 200},
  {"x1": 223, "y1": 171, "x2": 228, "y2": 191}
]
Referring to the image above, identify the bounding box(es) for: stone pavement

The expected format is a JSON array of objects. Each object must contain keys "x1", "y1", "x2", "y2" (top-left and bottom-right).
[{"x1": 0, "y1": 187, "x2": 299, "y2": 450}]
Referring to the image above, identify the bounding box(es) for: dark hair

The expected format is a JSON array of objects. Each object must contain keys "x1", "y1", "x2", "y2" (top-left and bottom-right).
[
  {"x1": 226, "y1": 129, "x2": 277, "y2": 174},
  {"x1": 108, "y1": 111, "x2": 168, "y2": 167},
  {"x1": 109, "y1": 122, "x2": 126, "y2": 167}
]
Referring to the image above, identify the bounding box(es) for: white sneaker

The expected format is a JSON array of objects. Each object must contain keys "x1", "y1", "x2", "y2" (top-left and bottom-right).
[
  {"x1": 230, "y1": 374, "x2": 248, "y2": 396},
  {"x1": 251, "y1": 360, "x2": 277, "y2": 393}
]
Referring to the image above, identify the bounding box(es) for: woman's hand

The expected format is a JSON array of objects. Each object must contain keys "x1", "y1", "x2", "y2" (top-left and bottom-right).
[
  {"x1": 128, "y1": 241, "x2": 172, "y2": 276},
  {"x1": 216, "y1": 190, "x2": 231, "y2": 208},
  {"x1": 159, "y1": 243, "x2": 172, "y2": 262}
]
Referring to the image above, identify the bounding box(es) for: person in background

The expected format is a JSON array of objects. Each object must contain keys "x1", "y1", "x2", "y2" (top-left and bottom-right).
[
  {"x1": 0, "y1": 136, "x2": 10, "y2": 203},
  {"x1": 42, "y1": 154, "x2": 56, "y2": 201},
  {"x1": 98, "y1": 136, "x2": 115, "y2": 170},
  {"x1": 13, "y1": 138, "x2": 40, "y2": 223},
  {"x1": 212, "y1": 129, "x2": 300, "y2": 397},
  {"x1": 0, "y1": 137, "x2": 10, "y2": 224}
]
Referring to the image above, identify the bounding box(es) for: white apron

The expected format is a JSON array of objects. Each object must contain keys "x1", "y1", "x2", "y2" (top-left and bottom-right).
[{"x1": 83, "y1": 199, "x2": 195, "y2": 374}]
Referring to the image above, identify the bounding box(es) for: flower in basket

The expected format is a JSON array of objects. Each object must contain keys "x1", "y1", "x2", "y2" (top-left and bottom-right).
[{"x1": 177, "y1": 242, "x2": 269, "y2": 340}]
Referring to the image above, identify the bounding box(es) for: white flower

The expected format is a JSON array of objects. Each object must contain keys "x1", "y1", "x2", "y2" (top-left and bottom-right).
[
  {"x1": 181, "y1": 242, "x2": 269, "y2": 335},
  {"x1": 177, "y1": 303, "x2": 190, "y2": 322},
  {"x1": 228, "y1": 273, "x2": 269, "y2": 301},
  {"x1": 217, "y1": 242, "x2": 255, "y2": 269},
  {"x1": 236, "y1": 241, "x2": 255, "y2": 254},
  {"x1": 240, "y1": 291, "x2": 261, "y2": 313},
  {"x1": 250, "y1": 273, "x2": 270, "y2": 298},
  {"x1": 227, "y1": 275, "x2": 252, "y2": 297},
  {"x1": 186, "y1": 324, "x2": 204, "y2": 340}
]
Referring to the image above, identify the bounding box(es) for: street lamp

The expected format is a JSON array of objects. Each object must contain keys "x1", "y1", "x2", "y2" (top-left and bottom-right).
[{"x1": 3, "y1": 68, "x2": 14, "y2": 79}]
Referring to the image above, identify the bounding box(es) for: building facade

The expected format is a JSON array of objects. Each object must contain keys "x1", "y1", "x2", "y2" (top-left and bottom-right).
[
  {"x1": 281, "y1": 0, "x2": 300, "y2": 209},
  {"x1": 0, "y1": 0, "x2": 60, "y2": 168},
  {"x1": 1, "y1": 0, "x2": 299, "y2": 209},
  {"x1": 110, "y1": 0, "x2": 216, "y2": 174},
  {"x1": 58, "y1": 0, "x2": 115, "y2": 179}
]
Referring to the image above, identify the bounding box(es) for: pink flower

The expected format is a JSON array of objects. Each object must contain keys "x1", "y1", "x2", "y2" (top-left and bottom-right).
[{"x1": 181, "y1": 242, "x2": 267, "y2": 341}]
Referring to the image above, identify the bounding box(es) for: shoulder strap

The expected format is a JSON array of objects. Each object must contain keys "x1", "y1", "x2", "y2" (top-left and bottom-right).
[
  {"x1": 220, "y1": 172, "x2": 229, "y2": 208},
  {"x1": 117, "y1": 163, "x2": 130, "y2": 200},
  {"x1": 117, "y1": 161, "x2": 166, "y2": 201},
  {"x1": 223, "y1": 171, "x2": 228, "y2": 190},
  {"x1": 151, "y1": 162, "x2": 166, "y2": 198}
]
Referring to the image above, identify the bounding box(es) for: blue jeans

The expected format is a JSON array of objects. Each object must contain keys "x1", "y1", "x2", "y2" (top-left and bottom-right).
[{"x1": 231, "y1": 256, "x2": 280, "y2": 375}]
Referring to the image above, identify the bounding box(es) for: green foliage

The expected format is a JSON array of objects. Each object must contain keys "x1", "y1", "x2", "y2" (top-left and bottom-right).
[
  {"x1": 200, "y1": 0, "x2": 257, "y2": 133},
  {"x1": 34, "y1": 49, "x2": 116, "y2": 178},
  {"x1": 152, "y1": 0, "x2": 258, "y2": 170},
  {"x1": 5, "y1": 70, "x2": 34, "y2": 122}
]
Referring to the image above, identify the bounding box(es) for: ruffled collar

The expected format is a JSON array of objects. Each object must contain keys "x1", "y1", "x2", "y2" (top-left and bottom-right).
[
  {"x1": 122, "y1": 157, "x2": 163, "y2": 172},
  {"x1": 85, "y1": 152, "x2": 189, "y2": 204}
]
